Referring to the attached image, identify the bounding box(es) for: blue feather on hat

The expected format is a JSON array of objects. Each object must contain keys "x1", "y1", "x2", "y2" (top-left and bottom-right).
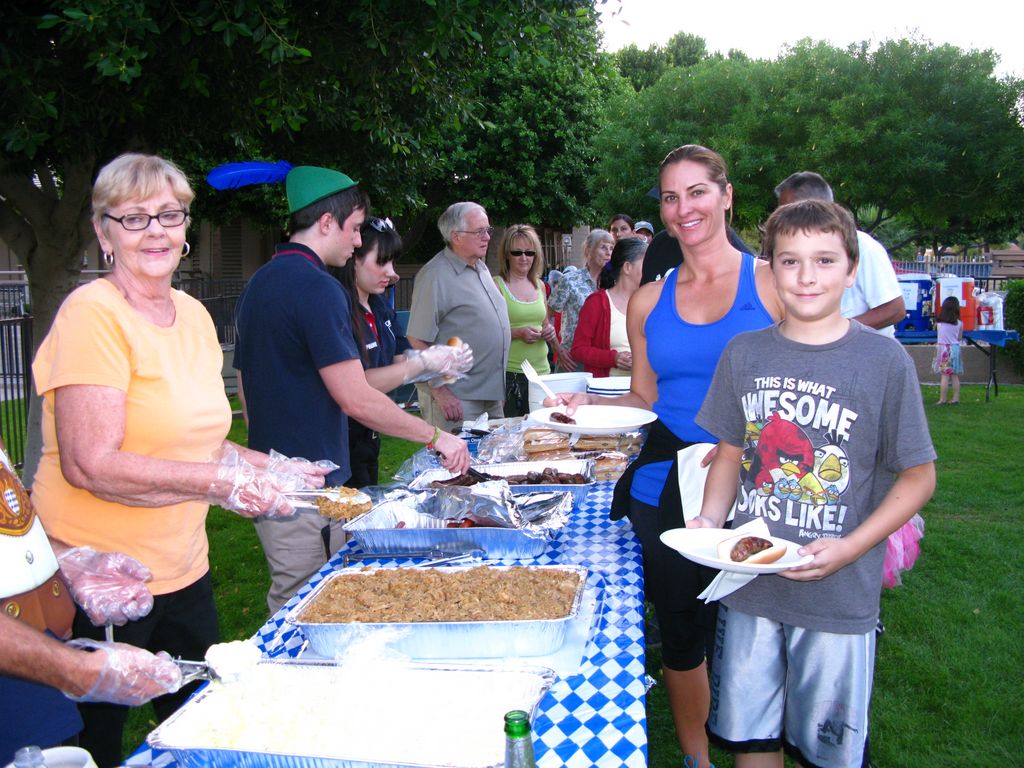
[{"x1": 206, "y1": 160, "x2": 293, "y2": 190}]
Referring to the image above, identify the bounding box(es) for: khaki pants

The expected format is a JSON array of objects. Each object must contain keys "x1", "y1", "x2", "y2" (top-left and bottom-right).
[
  {"x1": 415, "y1": 384, "x2": 503, "y2": 433},
  {"x1": 253, "y1": 512, "x2": 349, "y2": 615}
]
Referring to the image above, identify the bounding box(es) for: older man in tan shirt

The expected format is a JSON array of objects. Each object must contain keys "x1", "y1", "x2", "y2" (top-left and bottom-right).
[{"x1": 407, "y1": 202, "x2": 512, "y2": 432}]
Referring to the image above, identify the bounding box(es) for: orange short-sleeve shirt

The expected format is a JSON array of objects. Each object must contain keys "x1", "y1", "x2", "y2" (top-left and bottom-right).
[{"x1": 31, "y1": 279, "x2": 232, "y2": 594}]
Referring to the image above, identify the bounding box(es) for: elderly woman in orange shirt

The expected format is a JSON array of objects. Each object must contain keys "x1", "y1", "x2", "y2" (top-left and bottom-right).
[{"x1": 30, "y1": 153, "x2": 326, "y2": 767}]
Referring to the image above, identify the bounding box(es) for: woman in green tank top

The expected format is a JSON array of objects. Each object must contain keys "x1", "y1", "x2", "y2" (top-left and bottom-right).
[{"x1": 494, "y1": 224, "x2": 558, "y2": 416}]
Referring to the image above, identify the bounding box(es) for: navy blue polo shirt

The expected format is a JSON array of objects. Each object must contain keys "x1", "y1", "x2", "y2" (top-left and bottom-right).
[
  {"x1": 234, "y1": 243, "x2": 360, "y2": 485},
  {"x1": 358, "y1": 293, "x2": 411, "y2": 370}
]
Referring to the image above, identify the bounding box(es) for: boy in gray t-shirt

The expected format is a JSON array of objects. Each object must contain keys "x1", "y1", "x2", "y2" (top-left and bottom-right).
[{"x1": 691, "y1": 200, "x2": 936, "y2": 768}]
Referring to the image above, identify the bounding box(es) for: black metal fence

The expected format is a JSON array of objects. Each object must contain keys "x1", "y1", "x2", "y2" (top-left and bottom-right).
[
  {"x1": 0, "y1": 288, "x2": 241, "y2": 470},
  {"x1": 0, "y1": 283, "x2": 29, "y2": 317},
  {"x1": 891, "y1": 260, "x2": 1010, "y2": 291},
  {"x1": 0, "y1": 316, "x2": 32, "y2": 468},
  {"x1": 198, "y1": 294, "x2": 239, "y2": 345}
]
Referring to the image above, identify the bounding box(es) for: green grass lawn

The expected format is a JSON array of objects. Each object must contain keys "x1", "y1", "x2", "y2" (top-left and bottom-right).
[{"x1": 124, "y1": 386, "x2": 1024, "y2": 766}]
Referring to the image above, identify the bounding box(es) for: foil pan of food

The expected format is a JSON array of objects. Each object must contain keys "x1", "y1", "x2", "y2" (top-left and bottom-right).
[
  {"x1": 410, "y1": 458, "x2": 595, "y2": 507},
  {"x1": 342, "y1": 495, "x2": 566, "y2": 560},
  {"x1": 285, "y1": 564, "x2": 587, "y2": 660},
  {"x1": 148, "y1": 658, "x2": 555, "y2": 768}
]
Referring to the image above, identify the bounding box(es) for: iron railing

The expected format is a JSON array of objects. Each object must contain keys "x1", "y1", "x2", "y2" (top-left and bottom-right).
[
  {"x1": 0, "y1": 290, "x2": 240, "y2": 470},
  {"x1": 198, "y1": 295, "x2": 239, "y2": 346},
  {"x1": 891, "y1": 260, "x2": 1012, "y2": 291},
  {"x1": 0, "y1": 316, "x2": 32, "y2": 468}
]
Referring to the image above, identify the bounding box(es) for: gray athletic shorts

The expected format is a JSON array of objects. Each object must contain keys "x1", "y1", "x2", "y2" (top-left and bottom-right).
[{"x1": 708, "y1": 604, "x2": 875, "y2": 768}]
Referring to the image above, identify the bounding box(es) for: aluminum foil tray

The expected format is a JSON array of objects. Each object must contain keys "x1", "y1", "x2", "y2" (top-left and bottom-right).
[
  {"x1": 342, "y1": 500, "x2": 555, "y2": 559},
  {"x1": 148, "y1": 659, "x2": 555, "y2": 768},
  {"x1": 286, "y1": 564, "x2": 587, "y2": 659},
  {"x1": 410, "y1": 458, "x2": 595, "y2": 506}
]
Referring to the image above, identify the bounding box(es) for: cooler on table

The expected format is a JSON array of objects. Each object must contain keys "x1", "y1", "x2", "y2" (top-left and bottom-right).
[
  {"x1": 935, "y1": 276, "x2": 977, "y2": 331},
  {"x1": 896, "y1": 273, "x2": 934, "y2": 333}
]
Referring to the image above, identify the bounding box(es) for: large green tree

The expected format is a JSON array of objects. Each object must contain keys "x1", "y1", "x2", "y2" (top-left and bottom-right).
[
  {"x1": 0, "y1": 0, "x2": 599, "y2": 477},
  {"x1": 407, "y1": 28, "x2": 625, "y2": 246},
  {"x1": 613, "y1": 43, "x2": 668, "y2": 92},
  {"x1": 611, "y1": 31, "x2": 709, "y2": 92},
  {"x1": 591, "y1": 38, "x2": 1024, "y2": 247},
  {"x1": 662, "y1": 31, "x2": 707, "y2": 68}
]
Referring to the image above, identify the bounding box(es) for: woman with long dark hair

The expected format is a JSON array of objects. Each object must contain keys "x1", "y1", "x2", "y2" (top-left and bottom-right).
[
  {"x1": 608, "y1": 213, "x2": 635, "y2": 241},
  {"x1": 571, "y1": 237, "x2": 646, "y2": 377},
  {"x1": 547, "y1": 228, "x2": 614, "y2": 370},
  {"x1": 335, "y1": 218, "x2": 470, "y2": 486}
]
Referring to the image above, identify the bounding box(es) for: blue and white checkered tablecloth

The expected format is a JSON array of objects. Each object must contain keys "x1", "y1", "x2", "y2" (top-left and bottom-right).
[{"x1": 128, "y1": 482, "x2": 648, "y2": 767}]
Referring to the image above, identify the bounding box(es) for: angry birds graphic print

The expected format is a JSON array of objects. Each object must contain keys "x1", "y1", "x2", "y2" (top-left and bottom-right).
[{"x1": 738, "y1": 375, "x2": 857, "y2": 541}]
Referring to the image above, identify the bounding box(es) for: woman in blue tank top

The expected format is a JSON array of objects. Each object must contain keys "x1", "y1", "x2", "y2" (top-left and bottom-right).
[{"x1": 552, "y1": 145, "x2": 783, "y2": 766}]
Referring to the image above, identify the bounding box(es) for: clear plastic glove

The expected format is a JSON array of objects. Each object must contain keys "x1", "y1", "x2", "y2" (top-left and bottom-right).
[
  {"x1": 265, "y1": 449, "x2": 335, "y2": 489},
  {"x1": 208, "y1": 445, "x2": 303, "y2": 518},
  {"x1": 403, "y1": 342, "x2": 474, "y2": 384},
  {"x1": 57, "y1": 547, "x2": 154, "y2": 627},
  {"x1": 65, "y1": 638, "x2": 183, "y2": 706}
]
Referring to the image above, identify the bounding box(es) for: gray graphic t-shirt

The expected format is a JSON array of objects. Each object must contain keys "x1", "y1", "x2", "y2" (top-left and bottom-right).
[{"x1": 697, "y1": 322, "x2": 936, "y2": 633}]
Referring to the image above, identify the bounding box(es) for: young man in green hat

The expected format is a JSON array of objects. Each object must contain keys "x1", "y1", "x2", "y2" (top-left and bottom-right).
[{"x1": 234, "y1": 166, "x2": 471, "y2": 613}]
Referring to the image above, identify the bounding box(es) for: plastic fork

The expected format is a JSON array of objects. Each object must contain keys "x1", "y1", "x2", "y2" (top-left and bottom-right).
[{"x1": 521, "y1": 359, "x2": 558, "y2": 404}]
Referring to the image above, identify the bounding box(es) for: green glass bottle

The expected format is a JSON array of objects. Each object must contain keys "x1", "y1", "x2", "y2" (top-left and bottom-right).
[{"x1": 503, "y1": 710, "x2": 537, "y2": 767}]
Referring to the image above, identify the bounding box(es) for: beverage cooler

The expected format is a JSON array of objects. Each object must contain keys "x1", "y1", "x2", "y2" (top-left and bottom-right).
[
  {"x1": 934, "y1": 276, "x2": 977, "y2": 331},
  {"x1": 896, "y1": 273, "x2": 934, "y2": 332}
]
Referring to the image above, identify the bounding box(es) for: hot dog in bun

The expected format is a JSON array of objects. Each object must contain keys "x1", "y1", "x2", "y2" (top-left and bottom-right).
[
  {"x1": 716, "y1": 534, "x2": 787, "y2": 565},
  {"x1": 442, "y1": 337, "x2": 464, "y2": 384}
]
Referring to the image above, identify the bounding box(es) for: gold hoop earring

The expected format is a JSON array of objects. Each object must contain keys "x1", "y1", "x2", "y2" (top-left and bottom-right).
[
  {"x1": 103, "y1": 251, "x2": 114, "y2": 268},
  {"x1": 181, "y1": 241, "x2": 191, "y2": 258}
]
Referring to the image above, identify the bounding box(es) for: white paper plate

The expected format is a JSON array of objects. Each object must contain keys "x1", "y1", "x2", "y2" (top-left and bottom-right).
[
  {"x1": 529, "y1": 405, "x2": 656, "y2": 435},
  {"x1": 586, "y1": 376, "x2": 631, "y2": 392},
  {"x1": 659, "y1": 528, "x2": 813, "y2": 574}
]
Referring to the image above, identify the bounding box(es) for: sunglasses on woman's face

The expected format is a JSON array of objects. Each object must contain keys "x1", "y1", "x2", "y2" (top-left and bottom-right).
[{"x1": 510, "y1": 249, "x2": 536, "y2": 257}]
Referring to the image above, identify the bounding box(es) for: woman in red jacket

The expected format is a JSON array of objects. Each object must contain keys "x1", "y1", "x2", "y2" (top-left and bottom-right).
[{"x1": 571, "y1": 236, "x2": 646, "y2": 377}]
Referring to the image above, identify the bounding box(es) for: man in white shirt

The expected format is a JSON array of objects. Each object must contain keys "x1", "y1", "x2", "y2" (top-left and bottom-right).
[{"x1": 774, "y1": 171, "x2": 905, "y2": 336}]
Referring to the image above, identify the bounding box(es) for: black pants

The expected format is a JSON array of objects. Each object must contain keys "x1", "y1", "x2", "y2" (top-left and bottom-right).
[
  {"x1": 73, "y1": 573, "x2": 219, "y2": 768},
  {"x1": 346, "y1": 423, "x2": 381, "y2": 488},
  {"x1": 504, "y1": 371, "x2": 531, "y2": 417},
  {"x1": 629, "y1": 499, "x2": 719, "y2": 672}
]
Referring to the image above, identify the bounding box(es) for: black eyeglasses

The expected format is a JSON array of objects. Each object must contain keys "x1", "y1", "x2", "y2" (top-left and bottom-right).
[
  {"x1": 368, "y1": 217, "x2": 394, "y2": 232},
  {"x1": 103, "y1": 210, "x2": 188, "y2": 231},
  {"x1": 509, "y1": 249, "x2": 536, "y2": 257},
  {"x1": 455, "y1": 227, "x2": 494, "y2": 239}
]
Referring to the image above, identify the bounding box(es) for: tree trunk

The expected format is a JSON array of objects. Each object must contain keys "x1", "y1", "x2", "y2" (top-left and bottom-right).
[
  {"x1": 21, "y1": 262, "x2": 83, "y2": 484},
  {"x1": 8, "y1": 155, "x2": 96, "y2": 485}
]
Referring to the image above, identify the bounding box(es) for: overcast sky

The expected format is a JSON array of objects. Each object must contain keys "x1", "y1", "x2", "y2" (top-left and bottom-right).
[{"x1": 598, "y1": 0, "x2": 1023, "y2": 78}]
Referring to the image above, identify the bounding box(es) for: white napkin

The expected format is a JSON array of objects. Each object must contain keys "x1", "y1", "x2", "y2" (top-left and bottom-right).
[
  {"x1": 697, "y1": 518, "x2": 772, "y2": 603},
  {"x1": 676, "y1": 443, "x2": 735, "y2": 523},
  {"x1": 461, "y1": 412, "x2": 490, "y2": 434}
]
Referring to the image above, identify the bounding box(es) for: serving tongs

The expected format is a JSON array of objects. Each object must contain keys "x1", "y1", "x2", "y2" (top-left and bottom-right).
[
  {"x1": 426, "y1": 451, "x2": 494, "y2": 485},
  {"x1": 283, "y1": 487, "x2": 369, "y2": 512},
  {"x1": 284, "y1": 488, "x2": 343, "y2": 498},
  {"x1": 342, "y1": 548, "x2": 485, "y2": 568},
  {"x1": 465, "y1": 466, "x2": 494, "y2": 483},
  {"x1": 173, "y1": 658, "x2": 220, "y2": 686}
]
